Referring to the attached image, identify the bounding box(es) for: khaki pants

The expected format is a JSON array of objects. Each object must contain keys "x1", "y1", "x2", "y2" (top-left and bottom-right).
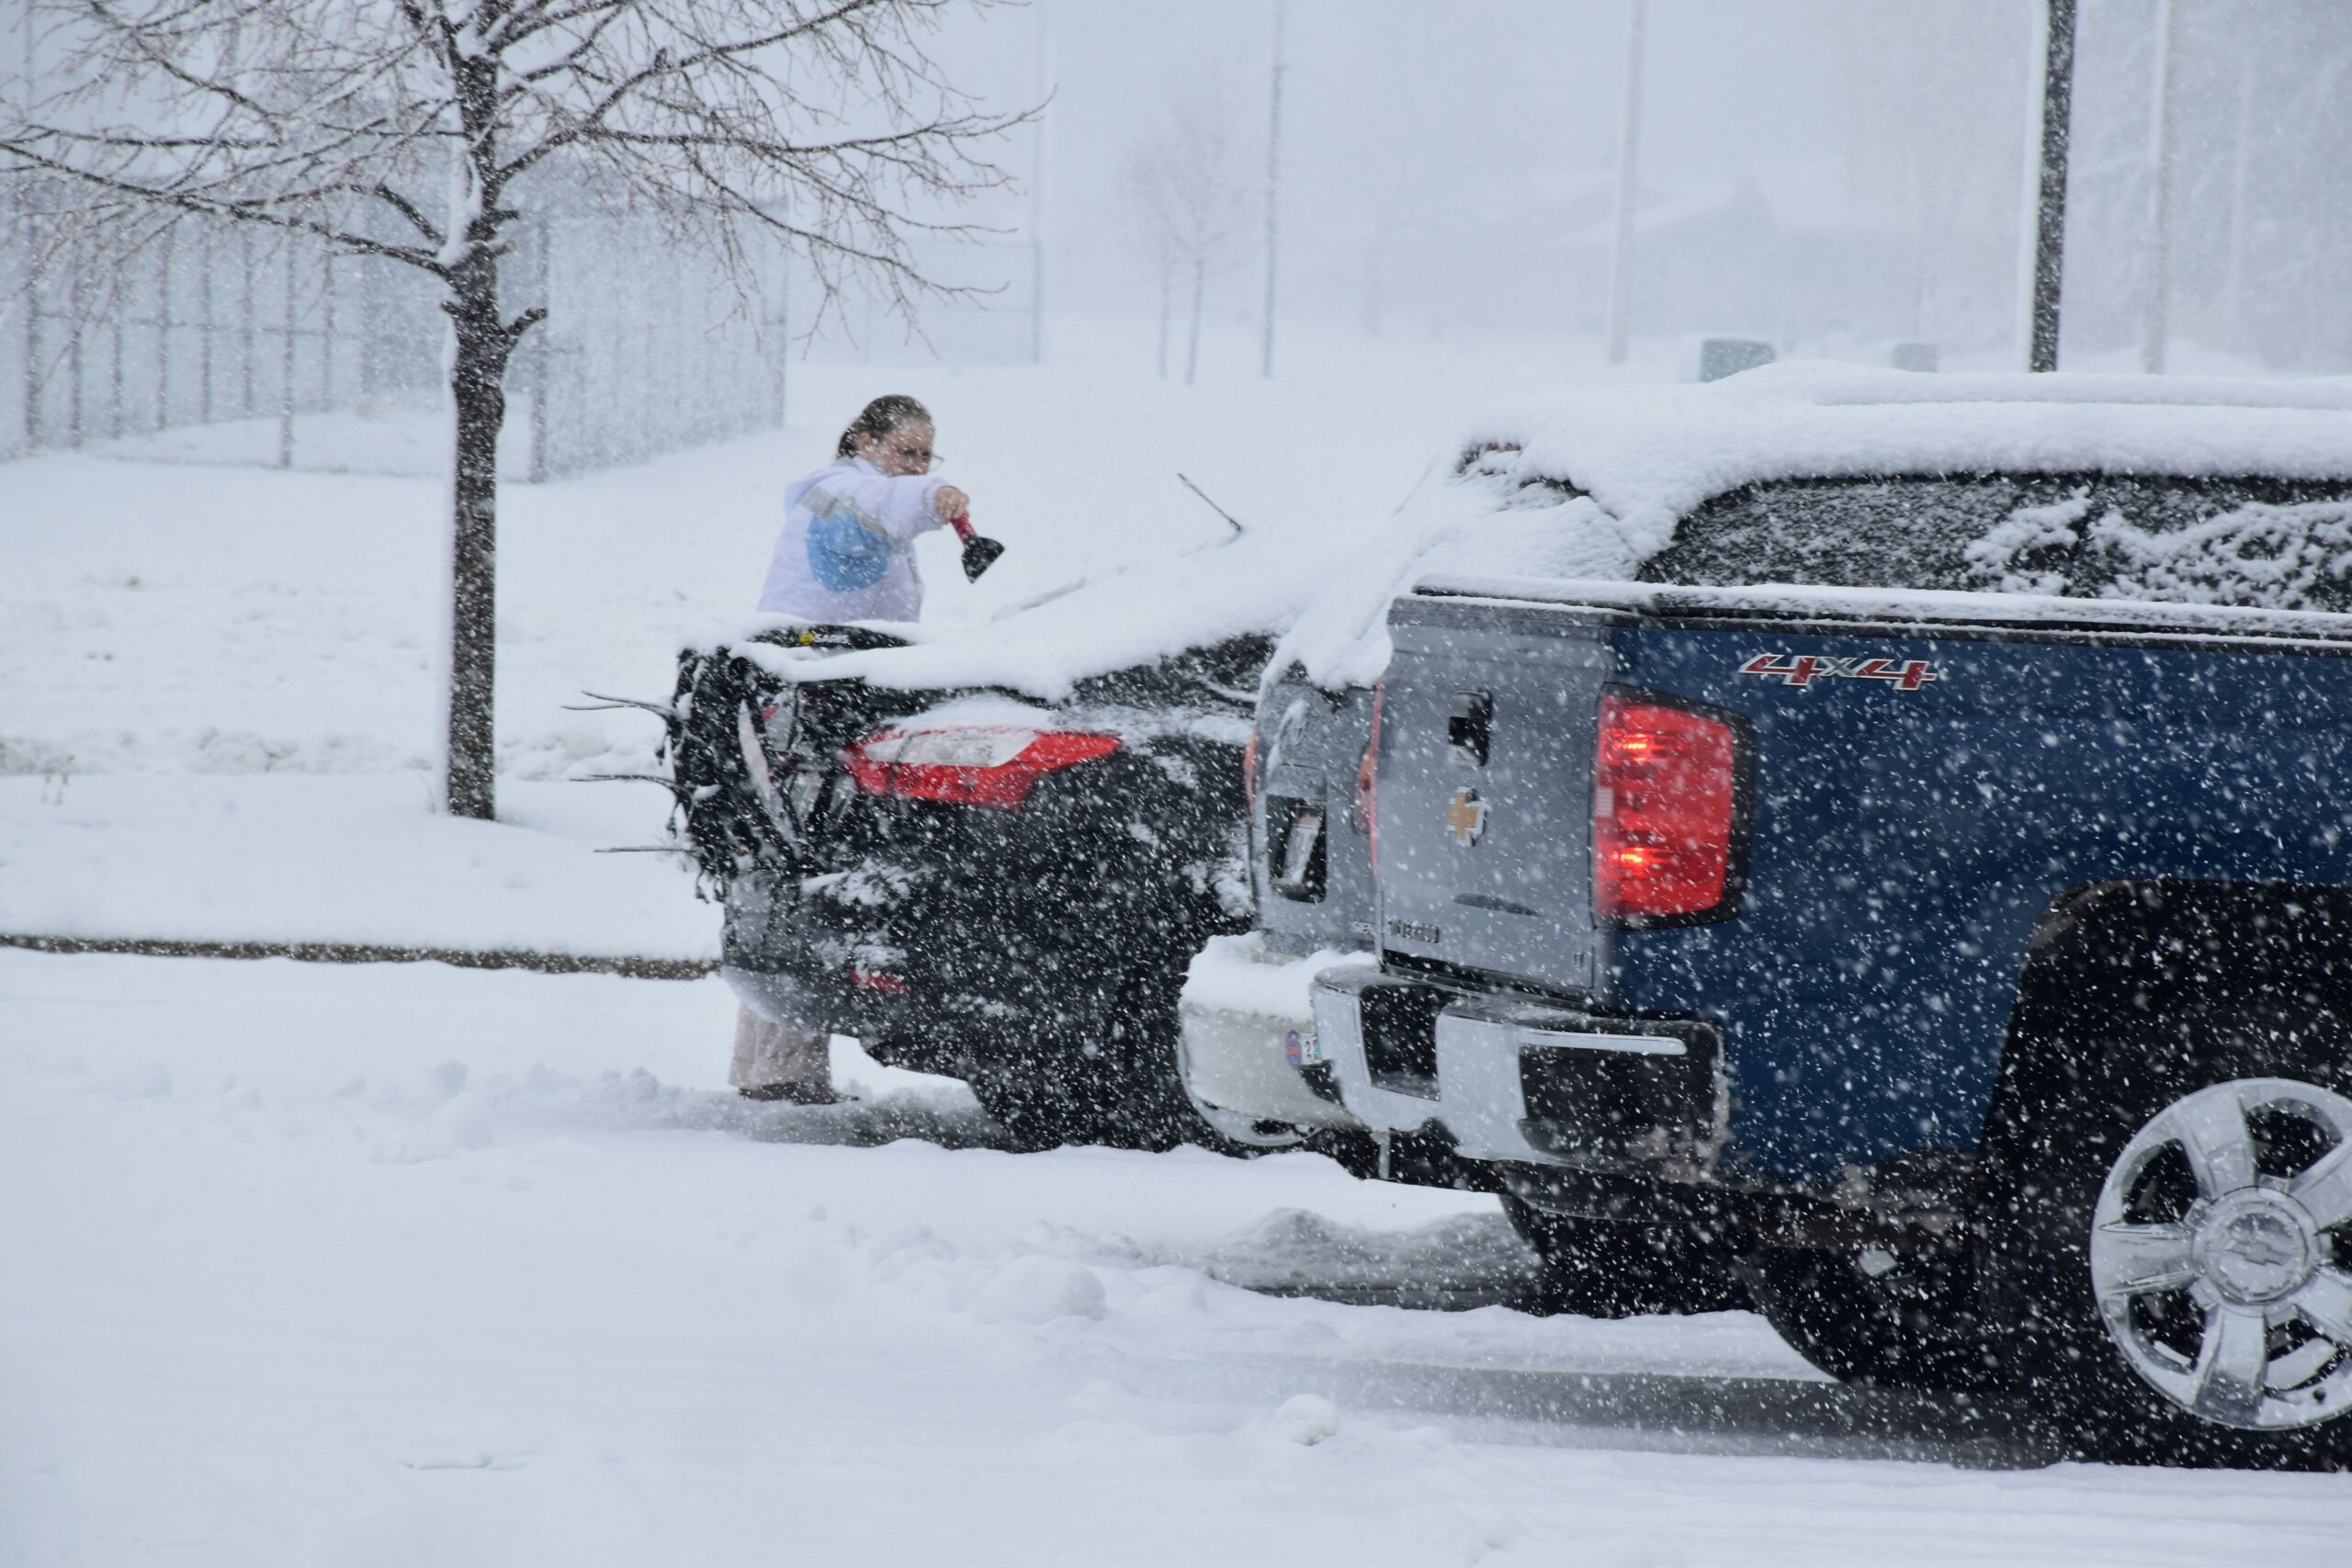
[{"x1": 729, "y1": 1004, "x2": 832, "y2": 1091}]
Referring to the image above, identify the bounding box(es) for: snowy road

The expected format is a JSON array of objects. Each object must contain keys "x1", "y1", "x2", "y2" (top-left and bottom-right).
[{"x1": 6, "y1": 951, "x2": 2344, "y2": 1565}]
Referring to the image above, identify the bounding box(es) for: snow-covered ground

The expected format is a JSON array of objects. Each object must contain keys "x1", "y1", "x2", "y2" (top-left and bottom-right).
[
  {"x1": 10, "y1": 950, "x2": 2346, "y2": 1566},
  {"x1": 6, "y1": 322, "x2": 2347, "y2": 1561}
]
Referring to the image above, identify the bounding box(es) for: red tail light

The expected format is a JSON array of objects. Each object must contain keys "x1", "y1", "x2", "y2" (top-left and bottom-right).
[
  {"x1": 1242, "y1": 729, "x2": 1260, "y2": 813},
  {"x1": 1593, "y1": 693, "x2": 1745, "y2": 923},
  {"x1": 843, "y1": 726, "x2": 1121, "y2": 809},
  {"x1": 1354, "y1": 682, "x2": 1384, "y2": 861}
]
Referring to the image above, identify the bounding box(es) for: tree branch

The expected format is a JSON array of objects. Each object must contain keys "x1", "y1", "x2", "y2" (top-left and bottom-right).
[{"x1": 1, "y1": 142, "x2": 448, "y2": 275}]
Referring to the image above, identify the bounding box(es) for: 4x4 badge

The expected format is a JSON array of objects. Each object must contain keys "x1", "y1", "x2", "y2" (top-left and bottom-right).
[
  {"x1": 1446, "y1": 787, "x2": 1489, "y2": 847},
  {"x1": 1739, "y1": 652, "x2": 1941, "y2": 691}
]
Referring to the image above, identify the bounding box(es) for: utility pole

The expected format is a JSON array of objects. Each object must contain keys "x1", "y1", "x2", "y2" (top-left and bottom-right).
[
  {"x1": 2025, "y1": 0, "x2": 2078, "y2": 372},
  {"x1": 2141, "y1": 0, "x2": 2182, "y2": 374},
  {"x1": 1602, "y1": 0, "x2": 1647, "y2": 367},
  {"x1": 2221, "y1": 50, "x2": 2256, "y2": 355},
  {"x1": 1029, "y1": 0, "x2": 1050, "y2": 366},
  {"x1": 1260, "y1": 0, "x2": 1286, "y2": 378}
]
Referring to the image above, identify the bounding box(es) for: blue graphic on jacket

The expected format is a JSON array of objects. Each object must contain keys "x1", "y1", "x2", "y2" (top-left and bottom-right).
[{"x1": 805, "y1": 490, "x2": 894, "y2": 592}]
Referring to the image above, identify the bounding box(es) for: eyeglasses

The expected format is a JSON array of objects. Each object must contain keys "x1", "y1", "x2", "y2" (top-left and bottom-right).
[{"x1": 884, "y1": 442, "x2": 937, "y2": 469}]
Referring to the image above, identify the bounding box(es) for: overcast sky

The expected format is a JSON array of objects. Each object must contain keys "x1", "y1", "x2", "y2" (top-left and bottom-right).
[{"x1": 894, "y1": 0, "x2": 2350, "y2": 370}]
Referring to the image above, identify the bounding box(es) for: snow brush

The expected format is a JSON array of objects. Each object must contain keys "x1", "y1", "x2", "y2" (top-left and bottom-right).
[{"x1": 949, "y1": 512, "x2": 1005, "y2": 581}]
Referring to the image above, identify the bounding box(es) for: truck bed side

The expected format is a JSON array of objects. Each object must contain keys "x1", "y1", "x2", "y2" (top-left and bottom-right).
[{"x1": 1378, "y1": 589, "x2": 2352, "y2": 1184}]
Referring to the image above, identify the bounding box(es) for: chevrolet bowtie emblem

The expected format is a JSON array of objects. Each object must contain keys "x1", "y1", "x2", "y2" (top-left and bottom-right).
[{"x1": 1446, "y1": 787, "x2": 1488, "y2": 848}]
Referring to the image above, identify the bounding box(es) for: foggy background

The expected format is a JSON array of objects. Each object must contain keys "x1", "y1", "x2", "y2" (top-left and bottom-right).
[
  {"x1": 931, "y1": 0, "x2": 2351, "y2": 373},
  {"x1": 7, "y1": 0, "x2": 2348, "y2": 472}
]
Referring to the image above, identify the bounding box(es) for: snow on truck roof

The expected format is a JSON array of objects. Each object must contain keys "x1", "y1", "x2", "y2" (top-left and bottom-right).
[
  {"x1": 1465, "y1": 362, "x2": 2352, "y2": 564},
  {"x1": 1277, "y1": 364, "x2": 2352, "y2": 688},
  {"x1": 713, "y1": 364, "x2": 2352, "y2": 699}
]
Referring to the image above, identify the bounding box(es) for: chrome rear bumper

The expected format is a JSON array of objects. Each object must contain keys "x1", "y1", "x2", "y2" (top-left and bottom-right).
[{"x1": 1309, "y1": 967, "x2": 1725, "y2": 1175}]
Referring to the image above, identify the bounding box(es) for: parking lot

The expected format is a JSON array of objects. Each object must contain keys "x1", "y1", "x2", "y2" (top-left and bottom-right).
[{"x1": 10, "y1": 950, "x2": 2346, "y2": 1564}]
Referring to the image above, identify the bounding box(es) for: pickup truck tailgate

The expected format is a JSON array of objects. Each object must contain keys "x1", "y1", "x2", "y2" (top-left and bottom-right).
[{"x1": 1377, "y1": 597, "x2": 1612, "y2": 994}]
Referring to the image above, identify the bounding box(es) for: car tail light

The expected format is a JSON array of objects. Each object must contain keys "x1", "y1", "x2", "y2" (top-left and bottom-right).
[
  {"x1": 849, "y1": 966, "x2": 910, "y2": 994},
  {"x1": 1353, "y1": 682, "x2": 1384, "y2": 859},
  {"x1": 1593, "y1": 693, "x2": 1745, "y2": 923},
  {"x1": 842, "y1": 726, "x2": 1122, "y2": 809},
  {"x1": 1243, "y1": 729, "x2": 1260, "y2": 813}
]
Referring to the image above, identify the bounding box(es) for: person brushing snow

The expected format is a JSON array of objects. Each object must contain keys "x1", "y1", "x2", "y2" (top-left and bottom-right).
[
  {"x1": 755, "y1": 393, "x2": 1002, "y2": 623},
  {"x1": 732, "y1": 394, "x2": 1002, "y2": 1104}
]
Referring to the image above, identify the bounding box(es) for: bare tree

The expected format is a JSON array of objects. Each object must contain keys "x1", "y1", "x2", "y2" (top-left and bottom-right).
[
  {"x1": 1, "y1": 0, "x2": 1026, "y2": 819},
  {"x1": 1119, "y1": 79, "x2": 1250, "y2": 386}
]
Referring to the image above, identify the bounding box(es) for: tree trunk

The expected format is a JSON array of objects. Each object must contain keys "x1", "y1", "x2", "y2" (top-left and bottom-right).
[
  {"x1": 442, "y1": 52, "x2": 511, "y2": 821},
  {"x1": 1185, "y1": 256, "x2": 1204, "y2": 386},
  {"x1": 443, "y1": 262, "x2": 507, "y2": 821}
]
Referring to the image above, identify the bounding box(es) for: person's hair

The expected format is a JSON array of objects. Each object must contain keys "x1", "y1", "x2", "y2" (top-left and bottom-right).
[{"x1": 835, "y1": 394, "x2": 932, "y2": 461}]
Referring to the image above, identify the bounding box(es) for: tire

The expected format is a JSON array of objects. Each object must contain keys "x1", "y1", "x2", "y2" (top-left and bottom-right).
[
  {"x1": 1743, "y1": 1242, "x2": 1994, "y2": 1391},
  {"x1": 1315, "y1": 1130, "x2": 1384, "y2": 1182},
  {"x1": 1501, "y1": 1193, "x2": 1747, "y2": 1318},
  {"x1": 966, "y1": 1063, "x2": 1091, "y2": 1154},
  {"x1": 1990, "y1": 1001, "x2": 2352, "y2": 1468},
  {"x1": 967, "y1": 994, "x2": 1221, "y2": 1155}
]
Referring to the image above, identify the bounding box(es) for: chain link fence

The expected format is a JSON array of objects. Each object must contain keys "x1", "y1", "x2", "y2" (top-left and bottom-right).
[{"x1": 2, "y1": 195, "x2": 1041, "y2": 479}]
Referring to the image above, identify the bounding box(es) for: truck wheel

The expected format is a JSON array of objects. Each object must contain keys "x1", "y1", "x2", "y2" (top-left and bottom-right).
[
  {"x1": 1744, "y1": 1244, "x2": 1993, "y2": 1391},
  {"x1": 1500, "y1": 1194, "x2": 1747, "y2": 1318},
  {"x1": 2003, "y1": 1069, "x2": 2352, "y2": 1466}
]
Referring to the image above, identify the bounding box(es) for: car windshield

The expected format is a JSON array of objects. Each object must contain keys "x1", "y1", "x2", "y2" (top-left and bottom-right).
[{"x1": 1636, "y1": 475, "x2": 2352, "y2": 614}]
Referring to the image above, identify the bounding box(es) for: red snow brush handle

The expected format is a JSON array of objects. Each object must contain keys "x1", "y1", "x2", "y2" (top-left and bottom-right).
[{"x1": 953, "y1": 512, "x2": 1005, "y2": 581}]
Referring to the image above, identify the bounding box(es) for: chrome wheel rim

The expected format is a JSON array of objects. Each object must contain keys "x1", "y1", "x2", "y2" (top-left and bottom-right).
[{"x1": 2089, "y1": 1077, "x2": 2352, "y2": 1432}]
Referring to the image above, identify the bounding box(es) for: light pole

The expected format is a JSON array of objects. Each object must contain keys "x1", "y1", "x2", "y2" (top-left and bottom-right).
[
  {"x1": 1602, "y1": 0, "x2": 1647, "y2": 367},
  {"x1": 1260, "y1": 0, "x2": 1286, "y2": 378},
  {"x1": 2141, "y1": 0, "x2": 2182, "y2": 374},
  {"x1": 1030, "y1": 0, "x2": 1050, "y2": 366},
  {"x1": 2025, "y1": 0, "x2": 2078, "y2": 372}
]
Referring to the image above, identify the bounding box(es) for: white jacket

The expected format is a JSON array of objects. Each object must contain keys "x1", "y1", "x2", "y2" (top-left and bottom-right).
[{"x1": 756, "y1": 456, "x2": 948, "y2": 622}]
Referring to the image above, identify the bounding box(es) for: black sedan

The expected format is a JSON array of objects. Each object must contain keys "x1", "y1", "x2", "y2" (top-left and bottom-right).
[{"x1": 668, "y1": 623, "x2": 1268, "y2": 1149}]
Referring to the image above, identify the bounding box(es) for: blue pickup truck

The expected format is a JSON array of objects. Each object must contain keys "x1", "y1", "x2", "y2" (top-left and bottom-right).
[{"x1": 1309, "y1": 367, "x2": 2352, "y2": 1465}]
